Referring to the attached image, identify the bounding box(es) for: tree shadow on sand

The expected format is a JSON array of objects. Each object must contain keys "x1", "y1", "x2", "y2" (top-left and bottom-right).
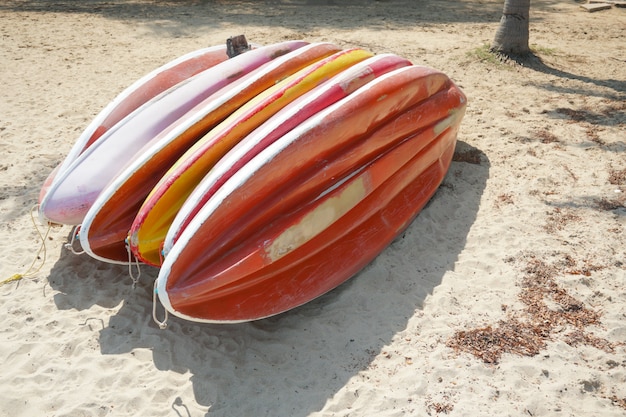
[
  {"x1": 2, "y1": 0, "x2": 505, "y2": 30},
  {"x1": 510, "y1": 53, "x2": 626, "y2": 101},
  {"x1": 47, "y1": 141, "x2": 489, "y2": 416}
]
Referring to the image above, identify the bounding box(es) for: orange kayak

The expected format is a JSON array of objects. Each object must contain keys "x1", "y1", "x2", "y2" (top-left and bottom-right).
[
  {"x1": 79, "y1": 42, "x2": 342, "y2": 264},
  {"x1": 162, "y1": 53, "x2": 412, "y2": 257},
  {"x1": 129, "y1": 48, "x2": 375, "y2": 266},
  {"x1": 156, "y1": 65, "x2": 467, "y2": 323}
]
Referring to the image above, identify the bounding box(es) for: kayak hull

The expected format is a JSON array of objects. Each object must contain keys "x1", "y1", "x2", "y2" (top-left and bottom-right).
[{"x1": 157, "y1": 66, "x2": 467, "y2": 323}]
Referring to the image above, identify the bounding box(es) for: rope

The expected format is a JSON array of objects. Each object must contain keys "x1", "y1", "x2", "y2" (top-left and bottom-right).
[
  {"x1": 1, "y1": 204, "x2": 51, "y2": 287},
  {"x1": 125, "y1": 237, "x2": 141, "y2": 289},
  {"x1": 63, "y1": 225, "x2": 84, "y2": 255},
  {"x1": 0, "y1": 274, "x2": 25, "y2": 287},
  {"x1": 152, "y1": 279, "x2": 168, "y2": 329},
  {"x1": 158, "y1": 242, "x2": 165, "y2": 265}
]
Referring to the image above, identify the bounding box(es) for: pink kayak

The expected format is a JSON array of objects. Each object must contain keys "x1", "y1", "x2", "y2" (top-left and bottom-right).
[
  {"x1": 38, "y1": 44, "x2": 230, "y2": 205},
  {"x1": 38, "y1": 40, "x2": 308, "y2": 226}
]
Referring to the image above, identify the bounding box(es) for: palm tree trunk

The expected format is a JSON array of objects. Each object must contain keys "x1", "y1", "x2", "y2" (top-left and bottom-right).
[{"x1": 491, "y1": 0, "x2": 531, "y2": 56}]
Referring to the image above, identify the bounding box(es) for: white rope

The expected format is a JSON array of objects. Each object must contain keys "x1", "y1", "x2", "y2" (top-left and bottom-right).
[
  {"x1": 27, "y1": 204, "x2": 51, "y2": 274},
  {"x1": 64, "y1": 224, "x2": 85, "y2": 255},
  {"x1": 125, "y1": 239, "x2": 141, "y2": 289},
  {"x1": 152, "y1": 279, "x2": 168, "y2": 329}
]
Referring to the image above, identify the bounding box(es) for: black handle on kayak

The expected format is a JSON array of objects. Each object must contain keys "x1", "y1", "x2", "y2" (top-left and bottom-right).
[{"x1": 226, "y1": 35, "x2": 251, "y2": 58}]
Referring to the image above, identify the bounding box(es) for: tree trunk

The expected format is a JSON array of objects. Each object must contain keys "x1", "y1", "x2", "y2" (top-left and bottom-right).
[{"x1": 491, "y1": 0, "x2": 531, "y2": 56}]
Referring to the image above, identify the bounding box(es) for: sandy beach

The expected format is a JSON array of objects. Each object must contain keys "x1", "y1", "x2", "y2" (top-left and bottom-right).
[{"x1": 1, "y1": 0, "x2": 625, "y2": 416}]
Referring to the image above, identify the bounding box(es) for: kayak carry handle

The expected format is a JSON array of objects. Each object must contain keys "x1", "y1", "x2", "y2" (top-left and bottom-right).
[{"x1": 226, "y1": 35, "x2": 250, "y2": 58}]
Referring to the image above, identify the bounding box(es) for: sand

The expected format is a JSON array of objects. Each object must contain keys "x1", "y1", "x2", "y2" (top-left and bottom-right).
[{"x1": 1, "y1": 0, "x2": 625, "y2": 416}]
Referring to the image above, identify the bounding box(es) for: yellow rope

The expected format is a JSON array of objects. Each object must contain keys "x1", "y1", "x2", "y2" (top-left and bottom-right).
[
  {"x1": 0, "y1": 205, "x2": 51, "y2": 287},
  {"x1": 0, "y1": 273, "x2": 24, "y2": 286}
]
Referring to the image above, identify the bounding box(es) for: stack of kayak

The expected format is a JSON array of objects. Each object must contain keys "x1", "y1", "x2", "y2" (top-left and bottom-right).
[{"x1": 38, "y1": 38, "x2": 466, "y2": 324}]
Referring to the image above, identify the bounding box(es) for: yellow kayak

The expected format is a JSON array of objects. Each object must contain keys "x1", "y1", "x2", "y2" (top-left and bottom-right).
[{"x1": 129, "y1": 48, "x2": 374, "y2": 265}]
